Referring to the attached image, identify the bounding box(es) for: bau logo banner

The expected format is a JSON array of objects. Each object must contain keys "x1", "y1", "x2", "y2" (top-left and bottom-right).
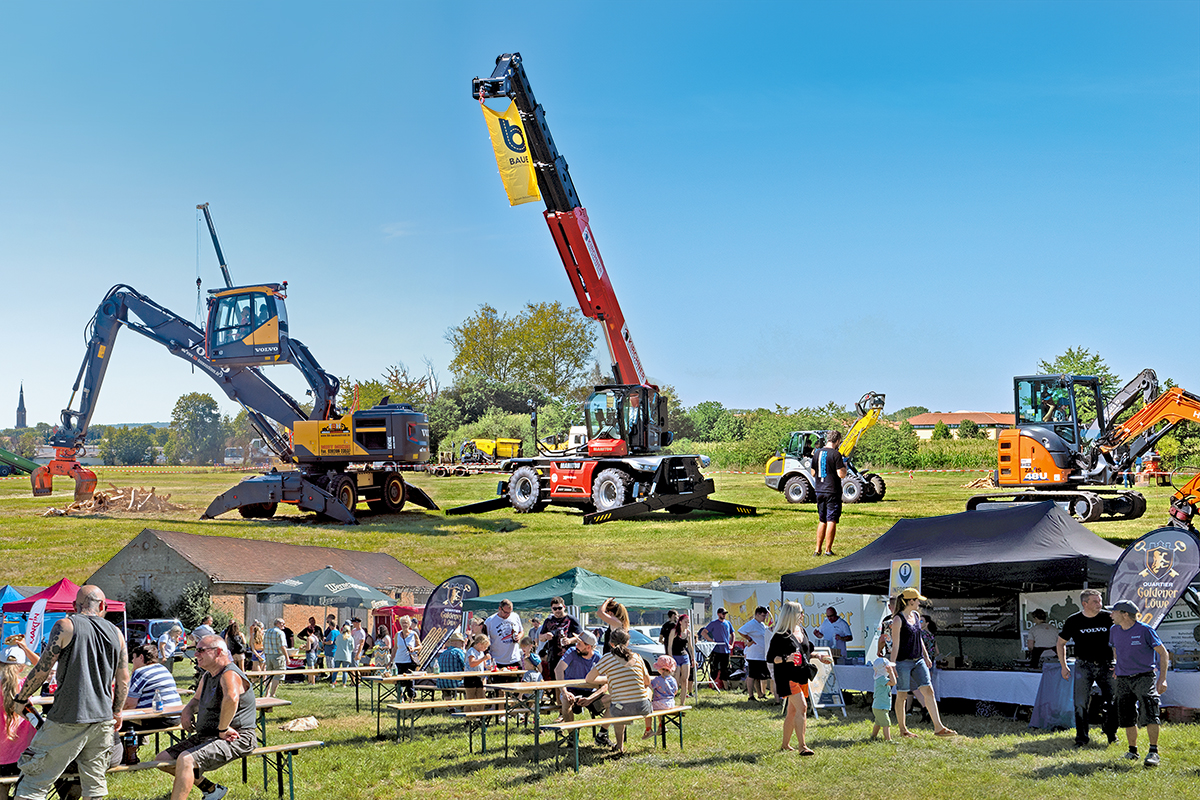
[{"x1": 481, "y1": 100, "x2": 540, "y2": 207}]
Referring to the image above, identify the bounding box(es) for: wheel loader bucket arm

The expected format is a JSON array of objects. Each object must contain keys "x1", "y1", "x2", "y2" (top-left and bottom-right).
[{"x1": 841, "y1": 392, "x2": 885, "y2": 457}]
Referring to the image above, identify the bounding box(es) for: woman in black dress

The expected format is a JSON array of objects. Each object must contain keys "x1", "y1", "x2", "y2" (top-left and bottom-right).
[{"x1": 767, "y1": 600, "x2": 832, "y2": 754}]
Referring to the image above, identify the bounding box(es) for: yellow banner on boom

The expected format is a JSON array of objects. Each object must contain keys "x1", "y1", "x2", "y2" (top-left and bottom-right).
[{"x1": 481, "y1": 100, "x2": 541, "y2": 206}]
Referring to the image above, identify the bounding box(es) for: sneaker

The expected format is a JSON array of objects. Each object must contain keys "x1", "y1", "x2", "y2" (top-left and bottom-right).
[
  {"x1": 594, "y1": 732, "x2": 613, "y2": 748},
  {"x1": 1144, "y1": 751, "x2": 1159, "y2": 768},
  {"x1": 1122, "y1": 750, "x2": 1139, "y2": 760},
  {"x1": 1073, "y1": 738, "x2": 1090, "y2": 748},
  {"x1": 202, "y1": 785, "x2": 228, "y2": 800},
  {"x1": 1106, "y1": 733, "x2": 1118, "y2": 745}
]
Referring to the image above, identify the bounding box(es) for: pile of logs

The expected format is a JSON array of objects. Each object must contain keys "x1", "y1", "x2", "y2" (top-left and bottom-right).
[
  {"x1": 41, "y1": 484, "x2": 187, "y2": 516},
  {"x1": 963, "y1": 474, "x2": 997, "y2": 489}
]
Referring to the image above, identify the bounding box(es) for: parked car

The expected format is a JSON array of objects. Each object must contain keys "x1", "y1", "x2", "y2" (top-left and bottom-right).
[
  {"x1": 589, "y1": 627, "x2": 666, "y2": 672},
  {"x1": 125, "y1": 618, "x2": 188, "y2": 660}
]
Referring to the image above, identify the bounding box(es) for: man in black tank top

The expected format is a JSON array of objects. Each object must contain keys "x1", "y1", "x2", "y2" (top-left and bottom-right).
[
  {"x1": 13, "y1": 584, "x2": 128, "y2": 800},
  {"x1": 155, "y1": 635, "x2": 257, "y2": 800}
]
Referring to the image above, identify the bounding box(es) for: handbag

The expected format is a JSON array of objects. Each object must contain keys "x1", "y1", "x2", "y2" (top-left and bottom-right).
[{"x1": 802, "y1": 660, "x2": 819, "y2": 681}]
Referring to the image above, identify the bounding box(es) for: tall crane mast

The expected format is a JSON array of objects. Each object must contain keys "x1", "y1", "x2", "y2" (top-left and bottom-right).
[{"x1": 473, "y1": 52, "x2": 647, "y2": 388}]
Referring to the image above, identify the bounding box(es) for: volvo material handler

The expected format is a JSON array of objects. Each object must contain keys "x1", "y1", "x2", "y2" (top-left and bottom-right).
[
  {"x1": 765, "y1": 392, "x2": 888, "y2": 504},
  {"x1": 448, "y1": 53, "x2": 755, "y2": 524},
  {"x1": 966, "y1": 369, "x2": 1200, "y2": 523},
  {"x1": 32, "y1": 204, "x2": 436, "y2": 523}
]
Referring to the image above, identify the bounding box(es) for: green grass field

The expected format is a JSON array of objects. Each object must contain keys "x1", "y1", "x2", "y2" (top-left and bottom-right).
[{"x1": 1, "y1": 468, "x2": 1196, "y2": 798}]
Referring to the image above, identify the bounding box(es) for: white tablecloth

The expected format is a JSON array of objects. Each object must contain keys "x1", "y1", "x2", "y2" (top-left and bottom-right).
[
  {"x1": 834, "y1": 665, "x2": 1041, "y2": 705},
  {"x1": 835, "y1": 665, "x2": 1200, "y2": 709}
]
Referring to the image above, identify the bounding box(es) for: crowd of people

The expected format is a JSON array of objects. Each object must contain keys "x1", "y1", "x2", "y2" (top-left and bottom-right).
[{"x1": 0, "y1": 584, "x2": 1175, "y2": 799}]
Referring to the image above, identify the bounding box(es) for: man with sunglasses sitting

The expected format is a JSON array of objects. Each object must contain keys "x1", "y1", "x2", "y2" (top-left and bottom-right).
[{"x1": 153, "y1": 635, "x2": 256, "y2": 800}]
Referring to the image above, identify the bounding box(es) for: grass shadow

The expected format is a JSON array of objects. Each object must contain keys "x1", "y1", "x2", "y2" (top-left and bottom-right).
[
  {"x1": 989, "y1": 738, "x2": 1084, "y2": 759},
  {"x1": 1027, "y1": 761, "x2": 1135, "y2": 779}
]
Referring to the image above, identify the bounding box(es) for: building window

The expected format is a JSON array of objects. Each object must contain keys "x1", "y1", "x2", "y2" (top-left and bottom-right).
[{"x1": 138, "y1": 574, "x2": 152, "y2": 592}]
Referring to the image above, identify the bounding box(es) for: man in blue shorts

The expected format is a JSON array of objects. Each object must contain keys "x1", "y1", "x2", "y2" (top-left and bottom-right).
[{"x1": 812, "y1": 429, "x2": 846, "y2": 556}]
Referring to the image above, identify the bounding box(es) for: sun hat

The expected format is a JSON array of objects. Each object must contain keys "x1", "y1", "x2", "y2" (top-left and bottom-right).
[{"x1": 654, "y1": 654, "x2": 677, "y2": 673}]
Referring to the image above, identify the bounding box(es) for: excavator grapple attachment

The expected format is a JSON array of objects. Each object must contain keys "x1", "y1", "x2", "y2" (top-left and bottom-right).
[{"x1": 30, "y1": 454, "x2": 97, "y2": 502}]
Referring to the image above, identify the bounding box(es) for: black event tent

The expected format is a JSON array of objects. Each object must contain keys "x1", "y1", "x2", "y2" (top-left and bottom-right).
[{"x1": 781, "y1": 502, "x2": 1125, "y2": 597}]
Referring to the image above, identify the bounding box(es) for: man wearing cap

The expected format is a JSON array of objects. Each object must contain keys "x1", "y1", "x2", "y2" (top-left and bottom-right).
[
  {"x1": 1109, "y1": 599, "x2": 1170, "y2": 767},
  {"x1": 13, "y1": 585, "x2": 128, "y2": 800},
  {"x1": 553, "y1": 630, "x2": 610, "y2": 746},
  {"x1": 700, "y1": 608, "x2": 734, "y2": 689},
  {"x1": 1055, "y1": 588, "x2": 1118, "y2": 747}
]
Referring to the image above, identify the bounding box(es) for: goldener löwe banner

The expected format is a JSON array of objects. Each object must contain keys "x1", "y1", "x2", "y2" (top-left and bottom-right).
[
  {"x1": 1108, "y1": 526, "x2": 1200, "y2": 628},
  {"x1": 481, "y1": 101, "x2": 541, "y2": 206}
]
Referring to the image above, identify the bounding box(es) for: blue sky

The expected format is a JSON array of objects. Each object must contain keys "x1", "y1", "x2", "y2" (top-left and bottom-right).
[{"x1": 1, "y1": 1, "x2": 1196, "y2": 429}]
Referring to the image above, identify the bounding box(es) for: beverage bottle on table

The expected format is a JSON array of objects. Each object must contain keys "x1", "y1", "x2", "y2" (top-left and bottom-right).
[{"x1": 154, "y1": 689, "x2": 163, "y2": 712}]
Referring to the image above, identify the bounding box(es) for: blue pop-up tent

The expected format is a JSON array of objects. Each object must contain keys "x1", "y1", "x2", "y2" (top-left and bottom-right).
[{"x1": 0, "y1": 586, "x2": 24, "y2": 641}]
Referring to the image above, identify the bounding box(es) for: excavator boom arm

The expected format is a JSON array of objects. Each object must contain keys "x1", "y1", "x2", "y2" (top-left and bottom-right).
[
  {"x1": 473, "y1": 52, "x2": 647, "y2": 386},
  {"x1": 49, "y1": 285, "x2": 339, "y2": 461}
]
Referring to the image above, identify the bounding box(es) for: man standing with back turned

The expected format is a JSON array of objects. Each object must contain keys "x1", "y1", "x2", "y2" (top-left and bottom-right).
[
  {"x1": 13, "y1": 585, "x2": 128, "y2": 800},
  {"x1": 1055, "y1": 588, "x2": 1118, "y2": 747},
  {"x1": 812, "y1": 429, "x2": 846, "y2": 556}
]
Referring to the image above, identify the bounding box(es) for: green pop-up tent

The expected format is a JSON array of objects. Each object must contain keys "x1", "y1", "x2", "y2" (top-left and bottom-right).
[{"x1": 461, "y1": 567, "x2": 684, "y2": 612}]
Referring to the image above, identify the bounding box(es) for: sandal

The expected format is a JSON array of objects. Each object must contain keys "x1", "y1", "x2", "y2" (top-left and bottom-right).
[
  {"x1": 934, "y1": 728, "x2": 958, "y2": 737},
  {"x1": 798, "y1": 748, "x2": 815, "y2": 756},
  {"x1": 901, "y1": 730, "x2": 919, "y2": 738}
]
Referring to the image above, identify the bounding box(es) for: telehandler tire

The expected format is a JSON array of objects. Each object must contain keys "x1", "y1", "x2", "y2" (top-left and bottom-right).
[
  {"x1": 592, "y1": 468, "x2": 630, "y2": 513},
  {"x1": 508, "y1": 466, "x2": 545, "y2": 513}
]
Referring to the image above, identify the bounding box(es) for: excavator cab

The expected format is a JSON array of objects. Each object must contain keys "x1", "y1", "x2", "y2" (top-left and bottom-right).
[{"x1": 205, "y1": 284, "x2": 290, "y2": 366}]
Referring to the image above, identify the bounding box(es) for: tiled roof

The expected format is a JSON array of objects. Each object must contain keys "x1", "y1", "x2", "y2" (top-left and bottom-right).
[
  {"x1": 906, "y1": 412, "x2": 1015, "y2": 427},
  {"x1": 138, "y1": 529, "x2": 432, "y2": 591}
]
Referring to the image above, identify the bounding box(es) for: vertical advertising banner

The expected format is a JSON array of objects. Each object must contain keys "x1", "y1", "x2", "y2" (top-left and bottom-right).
[
  {"x1": 1109, "y1": 527, "x2": 1200, "y2": 628},
  {"x1": 481, "y1": 100, "x2": 541, "y2": 207},
  {"x1": 416, "y1": 575, "x2": 479, "y2": 669}
]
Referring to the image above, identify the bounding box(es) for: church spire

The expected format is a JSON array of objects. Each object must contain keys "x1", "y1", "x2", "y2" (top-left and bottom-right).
[{"x1": 16, "y1": 383, "x2": 26, "y2": 429}]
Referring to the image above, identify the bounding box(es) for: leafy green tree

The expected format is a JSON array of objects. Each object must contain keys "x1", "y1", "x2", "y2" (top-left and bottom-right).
[
  {"x1": 1037, "y1": 347, "x2": 1122, "y2": 426},
  {"x1": 164, "y1": 393, "x2": 225, "y2": 465},
  {"x1": 99, "y1": 425, "x2": 154, "y2": 465},
  {"x1": 889, "y1": 406, "x2": 929, "y2": 422},
  {"x1": 711, "y1": 412, "x2": 746, "y2": 442},
  {"x1": 931, "y1": 420, "x2": 953, "y2": 441},
  {"x1": 446, "y1": 301, "x2": 597, "y2": 399},
  {"x1": 1037, "y1": 347, "x2": 1121, "y2": 396},
  {"x1": 857, "y1": 421, "x2": 920, "y2": 469},
  {"x1": 688, "y1": 401, "x2": 727, "y2": 441},
  {"x1": 956, "y1": 419, "x2": 985, "y2": 440},
  {"x1": 446, "y1": 304, "x2": 519, "y2": 384},
  {"x1": 340, "y1": 362, "x2": 431, "y2": 411},
  {"x1": 125, "y1": 587, "x2": 164, "y2": 619},
  {"x1": 167, "y1": 581, "x2": 231, "y2": 631}
]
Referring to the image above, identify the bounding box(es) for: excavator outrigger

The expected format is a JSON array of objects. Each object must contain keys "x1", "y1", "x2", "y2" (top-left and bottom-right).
[
  {"x1": 32, "y1": 204, "x2": 436, "y2": 523},
  {"x1": 967, "y1": 368, "x2": 1200, "y2": 523},
  {"x1": 448, "y1": 53, "x2": 754, "y2": 524}
]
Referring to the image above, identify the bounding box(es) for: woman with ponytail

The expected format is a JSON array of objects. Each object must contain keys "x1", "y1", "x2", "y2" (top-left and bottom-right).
[{"x1": 587, "y1": 628, "x2": 651, "y2": 754}]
